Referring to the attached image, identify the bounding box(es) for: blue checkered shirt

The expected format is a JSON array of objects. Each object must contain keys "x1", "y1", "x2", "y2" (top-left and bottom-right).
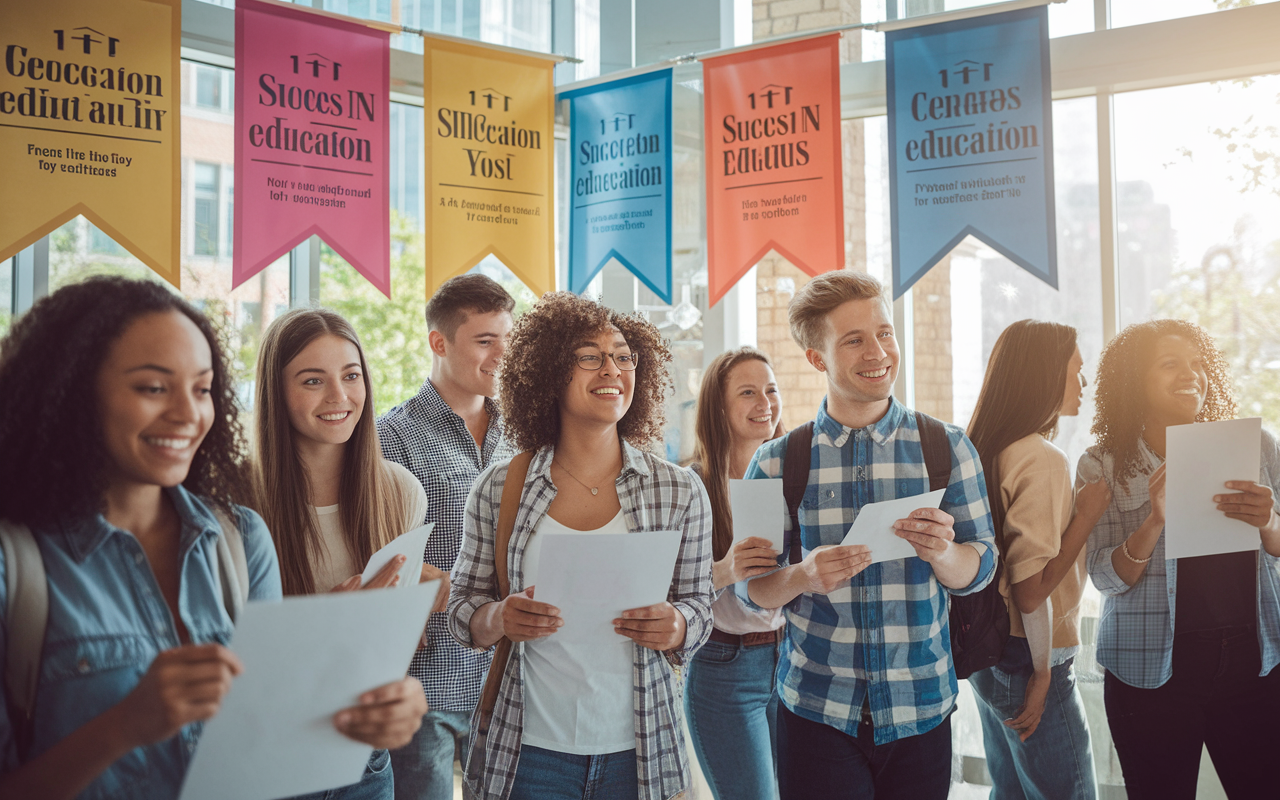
[
  {"x1": 741, "y1": 397, "x2": 996, "y2": 744},
  {"x1": 378, "y1": 379, "x2": 515, "y2": 711},
  {"x1": 1081, "y1": 432, "x2": 1280, "y2": 689}
]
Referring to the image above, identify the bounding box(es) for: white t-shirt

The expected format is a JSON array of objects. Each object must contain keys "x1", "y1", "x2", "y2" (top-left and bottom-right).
[
  {"x1": 520, "y1": 510, "x2": 635, "y2": 755},
  {"x1": 308, "y1": 460, "x2": 429, "y2": 592}
]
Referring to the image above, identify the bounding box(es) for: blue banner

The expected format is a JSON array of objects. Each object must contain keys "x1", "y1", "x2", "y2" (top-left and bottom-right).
[
  {"x1": 562, "y1": 69, "x2": 673, "y2": 303},
  {"x1": 887, "y1": 6, "x2": 1056, "y2": 298}
]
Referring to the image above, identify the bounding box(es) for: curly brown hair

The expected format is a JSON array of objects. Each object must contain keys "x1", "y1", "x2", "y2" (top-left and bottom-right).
[
  {"x1": 499, "y1": 291, "x2": 672, "y2": 452},
  {"x1": 0, "y1": 276, "x2": 251, "y2": 528},
  {"x1": 1092, "y1": 318, "x2": 1237, "y2": 487}
]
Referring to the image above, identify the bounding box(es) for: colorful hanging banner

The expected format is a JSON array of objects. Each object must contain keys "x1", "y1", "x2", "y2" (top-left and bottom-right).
[
  {"x1": 887, "y1": 6, "x2": 1056, "y2": 298},
  {"x1": 562, "y1": 70, "x2": 673, "y2": 303},
  {"x1": 234, "y1": 0, "x2": 391, "y2": 295},
  {"x1": 702, "y1": 34, "x2": 844, "y2": 307},
  {"x1": 425, "y1": 39, "x2": 556, "y2": 298},
  {"x1": 0, "y1": 0, "x2": 181, "y2": 285}
]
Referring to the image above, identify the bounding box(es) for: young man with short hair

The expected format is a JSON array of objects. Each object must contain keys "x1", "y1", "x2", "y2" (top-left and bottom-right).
[
  {"x1": 378, "y1": 273, "x2": 516, "y2": 800},
  {"x1": 741, "y1": 270, "x2": 996, "y2": 800}
]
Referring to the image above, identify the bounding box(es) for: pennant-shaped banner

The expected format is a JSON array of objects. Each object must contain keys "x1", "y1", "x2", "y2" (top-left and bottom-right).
[
  {"x1": 562, "y1": 70, "x2": 673, "y2": 303},
  {"x1": 0, "y1": 0, "x2": 180, "y2": 285},
  {"x1": 887, "y1": 6, "x2": 1056, "y2": 298},
  {"x1": 234, "y1": 0, "x2": 391, "y2": 295},
  {"x1": 425, "y1": 39, "x2": 556, "y2": 298},
  {"x1": 703, "y1": 34, "x2": 844, "y2": 307}
]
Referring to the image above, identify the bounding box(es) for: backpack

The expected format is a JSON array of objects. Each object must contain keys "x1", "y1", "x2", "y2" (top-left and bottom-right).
[
  {"x1": 0, "y1": 506, "x2": 250, "y2": 758},
  {"x1": 780, "y1": 412, "x2": 1009, "y2": 682}
]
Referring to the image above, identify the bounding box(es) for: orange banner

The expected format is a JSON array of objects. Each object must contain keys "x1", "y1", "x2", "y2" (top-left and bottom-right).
[{"x1": 702, "y1": 35, "x2": 844, "y2": 305}]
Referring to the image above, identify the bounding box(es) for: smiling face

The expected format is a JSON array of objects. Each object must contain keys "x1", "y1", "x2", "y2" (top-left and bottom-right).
[
  {"x1": 432, "y1": 309, "x2": 513, "y2": 399},
  {"x1": 1143, "y1": 334, "x2": 1208, "y2": 427},
  {"x1": 808, "y1": 297, "x2": 900, "y2": 412},
  {"x1": 724, "y1": 359, "x2": 781, "y2": 448},
  {"x1": 96, "y1": 310, "x2": 216, "y2": 490},
  {"x1": 560, "y1": 327, "x2": 635, "y2": 430},
  {"x1": 1059, "y1": 346, "x2": 1085, "y2": 417},
  {"x1": 282, "y1": 334, "x2": 367, "y2": 448}
]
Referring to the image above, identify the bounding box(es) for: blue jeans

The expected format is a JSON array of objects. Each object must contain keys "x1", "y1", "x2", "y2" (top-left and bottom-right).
[
  {"x1": 290, "y1": 748, "x2": 393, "y2": 800},
  {"x1": 684, "y1": 638, "x2": 780, "y2": 800},
  {"x1": 507, "y1": 745, "x2": 638, "y2": 800},
  {"x1": 969, "y1": 637, "x2": 1097, "y2": 800},
  {"x1": 388, "y1": 708, "x2": 472, "y2": 800}
]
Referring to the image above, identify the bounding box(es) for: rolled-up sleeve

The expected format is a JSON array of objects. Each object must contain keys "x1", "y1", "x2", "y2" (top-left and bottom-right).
[
  {"x1": 944, "y1": 431, "x2": 996, "y2": 596},
  {"x1": 667, "y1": 471, "x2": 714, "y2": 666},
  {"x1": 447, "y1": 462, "x2": 506, "y2": 649},
  {"x1": 1080, "y1": 451, "x2": 1132, "y2": 596}
]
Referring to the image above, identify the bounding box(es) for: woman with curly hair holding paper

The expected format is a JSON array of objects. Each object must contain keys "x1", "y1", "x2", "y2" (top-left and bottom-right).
[
  {"x1": 1080, "y1": 319, "x2": 1280, "y2": 799},
  {"x1": 446, "y1": 292, "x2": 713, "y2": 800}
]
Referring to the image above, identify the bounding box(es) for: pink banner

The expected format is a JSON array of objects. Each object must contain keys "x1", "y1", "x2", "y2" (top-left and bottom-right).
[{"x1": 234, "y1": 0, "x2": 390, "y2": 295}]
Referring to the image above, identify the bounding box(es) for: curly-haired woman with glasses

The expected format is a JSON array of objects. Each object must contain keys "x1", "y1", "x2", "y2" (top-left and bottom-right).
[
  {"x1": 1080, "y1": 319, "x2": 1280, "y2": 799},
  {"x1": 446, "y1": 292, "x2": 713, "y2": 800}
]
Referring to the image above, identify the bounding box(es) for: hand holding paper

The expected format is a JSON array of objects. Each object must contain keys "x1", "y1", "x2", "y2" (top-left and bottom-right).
[
  {"x1": 729, "y1": 479, "x2": 786, "y2": 552},
  {"x1": 361, "y1": 523, "x2": 434, "y2": 589},
  {"x1": 842, "y1": 489, "x2": 946, "y2": 563}
]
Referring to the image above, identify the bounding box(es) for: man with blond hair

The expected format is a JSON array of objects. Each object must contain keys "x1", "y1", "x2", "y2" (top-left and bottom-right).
[{"x1": 740, "y1": 270, "x2": 996, "y2": 799}]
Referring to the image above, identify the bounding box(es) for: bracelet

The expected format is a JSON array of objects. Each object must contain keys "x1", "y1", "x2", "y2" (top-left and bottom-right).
[{"x1": 1120, "y1": 540, "x2": 1152, "y2": 564}]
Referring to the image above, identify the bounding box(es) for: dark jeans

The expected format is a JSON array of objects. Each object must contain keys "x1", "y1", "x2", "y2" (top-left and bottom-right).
[
  {"x1": 776, "y1": 703, "x2": 951, "y2": 800},
  {"x1": 1103, "y1": 626, "x2": 1280, "y2": 800},
  {"x1": 507, "y1": 745, "x2": 638, "y2": 800}
]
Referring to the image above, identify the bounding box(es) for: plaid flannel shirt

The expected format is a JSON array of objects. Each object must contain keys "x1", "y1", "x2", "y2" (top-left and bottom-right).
[
  {"x1": 1080, "y1": 431, "x2": 1280, "y2": 689},
  {"x1": 447, "y1": 441, "x2": 714, "y2": 800},
  {"x1": 377, "y1": 379, "x2": 514, "y2": 711},
  {"x1": 740, "y1": 397, "x2": 996, "y2": 745}
]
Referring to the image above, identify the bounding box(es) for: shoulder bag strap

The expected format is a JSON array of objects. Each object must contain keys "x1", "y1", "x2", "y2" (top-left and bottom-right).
[
  {"x1": 1, "y1": 519, "x2": 47, "y2": 758},
  {"x1": 477, "y1": 452, "x2": 534, "y2": 721},
  {"x1": 782, "y1": 421, "x2": 815, "y2": 567},
  {"x1": 914, "y1": 412, "x2": 952, "y2": 493},
  {"x1": 210, "y1": 506, "x2": 250, "y2": 622}
]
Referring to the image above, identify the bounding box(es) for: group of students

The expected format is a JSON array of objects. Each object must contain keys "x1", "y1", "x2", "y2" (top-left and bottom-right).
[{"x1": 0, "y1": 267, "x2": 1276, "y2": 800}]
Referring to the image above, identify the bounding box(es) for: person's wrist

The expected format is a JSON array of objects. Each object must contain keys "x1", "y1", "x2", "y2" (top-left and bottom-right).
[{"x1": 101, "y1": 697, "x2": 147, "y2": 753}]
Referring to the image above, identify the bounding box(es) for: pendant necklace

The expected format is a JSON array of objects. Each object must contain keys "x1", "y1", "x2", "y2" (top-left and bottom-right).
[{"x1": 555, "y1": 460, "x2": 609, "y2": 496}]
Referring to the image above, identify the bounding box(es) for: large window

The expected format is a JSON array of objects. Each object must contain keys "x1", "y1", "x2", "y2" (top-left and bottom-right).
[
  {"x1": 1115, "y1": 76, "x2": 1280, "y2": 433},
  {"x1": 193, "y1": 163, "x2": 222, "y2": 257}
]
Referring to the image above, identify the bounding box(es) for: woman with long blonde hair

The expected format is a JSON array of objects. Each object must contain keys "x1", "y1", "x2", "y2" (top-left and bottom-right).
[
  {"x1": 685, "y1": 347, "x2": 786, "y2": 800},
  {"x1": 253, "y1": 308, "x2": 446, "y2": 799}
]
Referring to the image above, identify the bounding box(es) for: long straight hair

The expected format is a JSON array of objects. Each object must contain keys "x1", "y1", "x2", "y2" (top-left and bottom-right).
[
  {"x1": 966, "y1": 319, "x2": 1078, "y2": 542},
  {"x1": 693, "y1": 347, "x2": 785, "y2": 561},
  {"x1": 253, "y1": 308, "x2": 407, "y2": 596}
]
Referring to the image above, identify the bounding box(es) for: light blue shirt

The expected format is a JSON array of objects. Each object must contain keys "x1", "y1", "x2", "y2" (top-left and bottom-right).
[
  {"x1": 0, "y1": 486, "x2": 282, "y2": 799},
  {"x1": 1081, "y1": 431, "x2": 1280, "y2": 688}
]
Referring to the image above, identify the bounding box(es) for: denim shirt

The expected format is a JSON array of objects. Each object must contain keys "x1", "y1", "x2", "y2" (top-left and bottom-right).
[
  {"x1": 0, "y1": 486, "x2": 282, "y2": 799},
  {"x1": 1081, "y1": 431, "x2": 1280, "y2": 688}
]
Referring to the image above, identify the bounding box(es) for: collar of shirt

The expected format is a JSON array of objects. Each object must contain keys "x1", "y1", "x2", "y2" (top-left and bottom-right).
[
  {"x1": 57, "y1": 485, "x2": 223, "y2": 564},
  {"x1": 814, "y1": 395, "x2": 906, "y2": 448},
  {"x1": 408, "y1": 378, "x2": 502, "y2": 431},
  {"x1": 526, "y1": 438, "x2": 653, "y2": 487}
]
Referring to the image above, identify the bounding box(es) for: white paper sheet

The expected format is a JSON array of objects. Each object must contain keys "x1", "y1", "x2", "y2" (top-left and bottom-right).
[
  {"x1": 1165, "y1": 417, "x2": 1262, "y2": 560},
  {"x1": 841, "y1": 488, "x2": 947, "y2": 564},
  {"x1": 533, "y1": 530, "x2": 682, "y2": 644},
  {"x1": 361, "y1": 523, "x2": 434, "y2": 588},
  {"x1": 180, "y1": 581, "x2": 440, "y2": 800},
  {"x1": 729, "y1": 479, "x2": 786, "y2": 552}
]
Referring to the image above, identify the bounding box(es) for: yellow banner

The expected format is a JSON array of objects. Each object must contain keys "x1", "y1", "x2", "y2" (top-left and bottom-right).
[
  {"x1": 425, "y1": 39, "x2": 555, "y2": 298},
  {"x1": 0, "y1": 0, "x2": 180, "y2": 286}
]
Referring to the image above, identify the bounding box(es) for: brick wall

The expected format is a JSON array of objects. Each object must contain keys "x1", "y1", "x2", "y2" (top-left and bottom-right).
[
  {"x1": 751, "y1": 0, "x2": 865, "y2": 428},
  {"x1": 911, "y1": 257, "x2": 954, "y2": 422}
]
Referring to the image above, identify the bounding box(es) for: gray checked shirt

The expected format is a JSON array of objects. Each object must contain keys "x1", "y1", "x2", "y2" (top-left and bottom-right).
[
  {"x1": 447, "y1": 441, "x2": 714, "y2": 800},
  {"x1": 378, "y1": 379, "x2": 514, "y2": 711}
]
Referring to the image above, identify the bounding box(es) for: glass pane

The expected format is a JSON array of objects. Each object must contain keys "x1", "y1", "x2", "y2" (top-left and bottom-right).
[
  {"x1": 0, "y1": 259, "x2": 12, "y2": 338},
  {"x1": 1115, "y1": 76, "x2": 1280, "y2": 430},
  {"x1": 1111, "y1": 0, "x2": 1278, "y2": 29},
  {"x1": 195, "y1": 65, "x2": 222, "y2": 109},
  {"x1": 861, "y1": 0, "x2": 1093, "y2": 58}
]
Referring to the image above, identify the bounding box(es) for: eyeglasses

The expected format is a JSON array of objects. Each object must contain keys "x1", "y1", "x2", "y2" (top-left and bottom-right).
[{"x1": 575, "y1": 351, "x2": 639, "y2": 371}]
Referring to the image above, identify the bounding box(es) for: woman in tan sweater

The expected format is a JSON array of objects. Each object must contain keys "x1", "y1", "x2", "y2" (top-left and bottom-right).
[{"x1": 965, "y1": 320, "x2": 1111, "y2": 800}]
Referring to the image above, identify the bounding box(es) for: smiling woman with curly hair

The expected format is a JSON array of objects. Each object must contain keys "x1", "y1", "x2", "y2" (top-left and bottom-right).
[
  {"x1": 447, "y1": 291, "x2": 713, "y2": 800},
  {"x1": 1079, "y1": 318, "x2": 1280, "y2": 798}
]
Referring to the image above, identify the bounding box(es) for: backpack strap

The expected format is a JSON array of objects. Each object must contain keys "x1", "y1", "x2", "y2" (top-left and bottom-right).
[
  {"x1": 1, "y1": 519, "x2": 46, "y2": 759},
  {"x1": 210, "y1": 506, "x2": 250, "y2": 622},
  {"x1": 914, "y1": 412, "x2": 951, "y2": 493},
  {"x1": 782, "y1": 421, "x2": 815, "y2": 567},
  {"x1": 477, "y1": 452, "x2": 534, "y2": 723}
]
